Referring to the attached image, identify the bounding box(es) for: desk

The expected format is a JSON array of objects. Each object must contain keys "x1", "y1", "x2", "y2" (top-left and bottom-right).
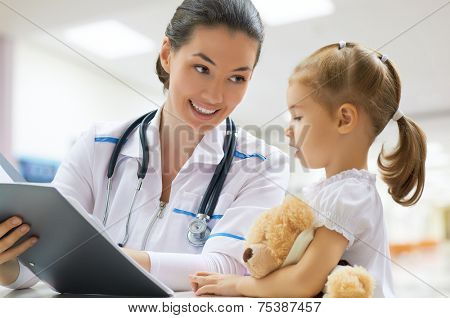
[{"x1": 0, "y1": 281, "x2": 196, "y2": 298}]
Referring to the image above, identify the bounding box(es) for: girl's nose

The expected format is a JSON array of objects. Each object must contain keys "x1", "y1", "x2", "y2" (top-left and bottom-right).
[{"x1": 285, "y1": 127, "x2": 292, "y2": 138}]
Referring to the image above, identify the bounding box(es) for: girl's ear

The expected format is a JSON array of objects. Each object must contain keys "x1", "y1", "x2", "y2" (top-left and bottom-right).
[
  {"x1": 160, "y1": 37, "x2": 172, "y2": 74},
  {"x1": 336, "y1": 103, "x2": 358, "y2": 134}
]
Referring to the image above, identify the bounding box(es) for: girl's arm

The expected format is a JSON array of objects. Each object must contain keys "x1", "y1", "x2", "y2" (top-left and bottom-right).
[{"x1": 191, "y1": 226, "x2": 348, "y2": 297}]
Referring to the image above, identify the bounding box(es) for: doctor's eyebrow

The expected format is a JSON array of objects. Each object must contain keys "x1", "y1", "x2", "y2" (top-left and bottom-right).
[{"x1": 192, "y1": 52, "x2": 252, "y2": 72}]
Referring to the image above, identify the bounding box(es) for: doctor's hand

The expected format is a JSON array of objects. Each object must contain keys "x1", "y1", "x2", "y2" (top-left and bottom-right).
[
  {"x1": 121, "y1": 247, "x2": 151, "y2": 272},
  {"x1": 189, "y1": 272, "x2": 246, "y2": 297},
  {"x1": 0, "y1": 216, "x2": 38, "y2": 286}
]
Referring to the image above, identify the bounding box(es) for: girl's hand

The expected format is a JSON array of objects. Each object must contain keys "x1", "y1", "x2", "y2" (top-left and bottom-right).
[
  {"x1": 189, "y1": 271, "x2": 246, "y2": 297},
  {"x1": 121, "y1": 247, "x2": 151, "y2": 271}
]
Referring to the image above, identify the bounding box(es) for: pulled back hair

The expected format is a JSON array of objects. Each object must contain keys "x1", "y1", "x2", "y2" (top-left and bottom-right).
[
  {"x1": 156, "y1": 0, "x2": 264, "y2": 90},
  {"x1": 290, "y1": 42, "x2": 427, "y2": 207}
]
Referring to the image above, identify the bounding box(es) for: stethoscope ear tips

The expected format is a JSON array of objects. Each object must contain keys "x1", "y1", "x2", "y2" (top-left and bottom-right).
[{"x1": 118, "y1": 243, "x2": 124, "y2": 248}]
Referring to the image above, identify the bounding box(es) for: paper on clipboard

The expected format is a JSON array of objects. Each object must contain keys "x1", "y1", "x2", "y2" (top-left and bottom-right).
[
  {"x1": 0, "y1": 153, "x2": 25, "y2": 183},
  {"x1": 0, "y1": 166, "x2": 13, "y2": 182}
]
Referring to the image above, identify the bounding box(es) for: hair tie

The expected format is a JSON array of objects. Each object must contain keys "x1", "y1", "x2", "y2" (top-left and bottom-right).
[
  {"x1": 380, "y1": 54, "x2": 389, "y2": 63},
  {"x1": 338, "y1": 40, "x2": 346, "y2": 50},
  {"x1": 392, "y1": 108, "x2": 404, "y2": 121}
]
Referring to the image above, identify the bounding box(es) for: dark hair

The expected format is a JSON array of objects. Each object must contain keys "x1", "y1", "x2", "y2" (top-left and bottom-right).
[
  {"x1": 290, "y1": 42, "x2": 427, "y2": 207},
  {"x1": 156, "y1": 0, "x2": 264, "y2": 90}
]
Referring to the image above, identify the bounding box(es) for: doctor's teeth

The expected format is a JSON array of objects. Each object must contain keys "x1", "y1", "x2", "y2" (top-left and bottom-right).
[{"x1": 191, "y1": 102, "x2": 217, "y2": 115}]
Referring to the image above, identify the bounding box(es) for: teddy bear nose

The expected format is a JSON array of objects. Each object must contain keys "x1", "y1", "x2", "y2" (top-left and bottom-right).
[{"x1": 243, "y1": 248, "x2": 253, "y2": 263}]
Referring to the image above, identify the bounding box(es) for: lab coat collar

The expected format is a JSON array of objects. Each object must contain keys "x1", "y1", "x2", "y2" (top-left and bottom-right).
[
  {"x1": 189, "y1": 120, "x2": 226, "y2": 165},
  {"x1": 119, "y1": 106, "x2": 227, "y2": 166}
]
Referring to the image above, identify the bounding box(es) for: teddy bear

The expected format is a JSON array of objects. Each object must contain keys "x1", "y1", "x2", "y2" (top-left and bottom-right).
[{"x1": 242, "y1": 195, "x2": 374, "y2": 298}]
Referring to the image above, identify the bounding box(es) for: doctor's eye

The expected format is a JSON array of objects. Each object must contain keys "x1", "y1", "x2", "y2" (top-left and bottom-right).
[
  {"x1": 229, "y1": 75, "x2": 246, "y2": 84},
  {"x1": 194, "y1": 65, "x2": 209, "y2": 74},
  {"x1": 293, "y1": 116, "x2": 303, "y2": 121}
]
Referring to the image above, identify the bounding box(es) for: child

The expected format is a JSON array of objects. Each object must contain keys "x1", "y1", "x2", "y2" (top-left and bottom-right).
[{"x1": 189, "y1": 41, "x2": 427, "y2": 297}]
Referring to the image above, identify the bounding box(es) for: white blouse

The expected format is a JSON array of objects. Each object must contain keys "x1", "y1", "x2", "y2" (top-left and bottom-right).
[{"x1": 301, "y1": 169, "x2": 395, "y2": 297}]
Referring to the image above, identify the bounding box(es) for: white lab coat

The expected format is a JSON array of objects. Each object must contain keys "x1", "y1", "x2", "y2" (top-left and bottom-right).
[{"x1": 7, "y1": 107, "x2": 289, "y2": 291}]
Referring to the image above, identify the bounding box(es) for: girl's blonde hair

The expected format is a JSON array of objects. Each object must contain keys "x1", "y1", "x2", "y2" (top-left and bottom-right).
[{"x1": 290, "y1": 42, "x2": 426, "y2": 206}]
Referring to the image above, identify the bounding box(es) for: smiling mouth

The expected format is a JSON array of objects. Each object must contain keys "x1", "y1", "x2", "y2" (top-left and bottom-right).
[{"x1": 189, "y1": 100, "x2": 219, "y2": 116}]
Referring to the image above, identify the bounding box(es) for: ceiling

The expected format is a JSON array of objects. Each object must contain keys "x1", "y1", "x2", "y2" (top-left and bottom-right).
[{"x1": 0, "y1": 0, "x2": 449, "y2": 128}]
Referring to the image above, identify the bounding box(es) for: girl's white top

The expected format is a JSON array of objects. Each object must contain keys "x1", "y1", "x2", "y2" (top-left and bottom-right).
[{"x1": 302, "y1": 169, "x2": 395, "y2": 297}]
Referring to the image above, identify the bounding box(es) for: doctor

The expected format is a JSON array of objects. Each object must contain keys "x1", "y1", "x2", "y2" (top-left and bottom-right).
[{"x1": 0, "y1": 0, "x2": 289, "y2": 291}]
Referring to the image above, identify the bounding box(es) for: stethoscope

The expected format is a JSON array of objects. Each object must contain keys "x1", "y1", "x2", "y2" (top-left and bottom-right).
[{"x1": 102, "y1": 110, "x2": 237, "y2": 248}]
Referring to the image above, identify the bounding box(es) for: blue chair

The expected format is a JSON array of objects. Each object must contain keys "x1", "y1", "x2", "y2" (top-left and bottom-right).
[{"x1": 18, "y1": 156, "x2": 60, "y2": 183}]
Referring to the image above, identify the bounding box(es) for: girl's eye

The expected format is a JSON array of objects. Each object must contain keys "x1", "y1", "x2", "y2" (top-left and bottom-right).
[
  {"x1": 229, "y1": 75, "x2": 246, "y2": 83},
  {"x1": 293, "y1": 116, "x2": 303, "y2": 121},
  {"x1": 194, "y1": 65, "x2": 209, "y2": 74}
]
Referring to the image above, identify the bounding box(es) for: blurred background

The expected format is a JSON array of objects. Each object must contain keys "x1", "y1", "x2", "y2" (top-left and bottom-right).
[{"x1": 0, "y1": 0, "x2": 449, "y2": 297}]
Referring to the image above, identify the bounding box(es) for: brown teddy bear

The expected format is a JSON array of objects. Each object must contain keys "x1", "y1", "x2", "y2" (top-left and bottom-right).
[{"x1": 243, "y1": 195, "x2": 374, "y2": 298}]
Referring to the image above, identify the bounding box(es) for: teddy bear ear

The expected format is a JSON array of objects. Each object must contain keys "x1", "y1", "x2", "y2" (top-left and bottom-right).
[{"x1": 246, "y1": 209, "x2": 272, "y2": 243}]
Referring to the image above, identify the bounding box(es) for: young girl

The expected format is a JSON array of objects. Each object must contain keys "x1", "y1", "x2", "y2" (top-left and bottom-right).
[{"x1": 189, "y1": 41, "x2": 427, "y2": 297}]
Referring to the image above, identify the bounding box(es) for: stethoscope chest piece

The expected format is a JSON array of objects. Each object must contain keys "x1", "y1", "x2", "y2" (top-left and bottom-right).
[{"x1": 187, "y1": 214, "x2": 211, "y2": 247}]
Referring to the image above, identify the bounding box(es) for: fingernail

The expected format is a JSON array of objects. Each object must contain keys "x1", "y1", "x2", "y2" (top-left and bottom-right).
[
  {"x1": 30, "y1": 237, "x2": 38, "y2": 244},
  {"x1": 10, "y1": 217, "x2": 21, "y2": 225},
  {"x1": 20, "y1": 225, "x2": 29, "y2": 233}
]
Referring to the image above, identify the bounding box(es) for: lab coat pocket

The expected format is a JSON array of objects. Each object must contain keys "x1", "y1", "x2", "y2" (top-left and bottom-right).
[
  {"x1": 169, "y1": 191, "x2": 236, "y2": 253},
  {"x1": 173, "y1": 191, "x2": 202, "y2": 215},
  {"x1": 209, "y1": 192, "x2": 235, "y2": 219},
  {"x1": 171, "y1": 191, "x2": 235, "y2": 225},
  {"x1": 170, "y1": 191, "x2": 202, "y2": 232}
]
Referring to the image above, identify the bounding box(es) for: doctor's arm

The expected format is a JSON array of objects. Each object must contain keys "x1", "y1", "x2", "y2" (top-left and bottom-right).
[
  {"x1": 191, "y1": 226, "x2": 348, "y2": 297},
  {"x1": 123, "y1": 151, "x2": 290, "y2": 292},
  {"x1": 51, "y1": 127, "x2": 95, "y2": 214}
]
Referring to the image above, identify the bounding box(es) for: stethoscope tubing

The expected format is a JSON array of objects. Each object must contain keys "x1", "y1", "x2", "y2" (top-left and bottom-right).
[{"x1": 102, "y1": 110, "x2": 235, "y2": 247}]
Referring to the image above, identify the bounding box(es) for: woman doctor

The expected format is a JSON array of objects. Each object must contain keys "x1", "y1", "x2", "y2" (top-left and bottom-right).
[{"x1": 0, "y1": 0, "x2": 289, "y2": 291}]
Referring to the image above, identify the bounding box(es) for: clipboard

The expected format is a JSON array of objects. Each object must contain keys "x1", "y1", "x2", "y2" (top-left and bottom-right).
[{"x1": 0, "y1": 155, "x2": 173, "y2": 297}]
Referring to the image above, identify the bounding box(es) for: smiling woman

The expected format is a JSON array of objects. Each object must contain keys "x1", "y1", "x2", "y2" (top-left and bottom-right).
[
  {"x1": 156, "y1": 0, "x2": 264, "y2": 134},
  {"x1": 159, "y1": 24, "x2": 259, "y2": 132},
  {"x1": 0, "y1": 0, "x2": 290, "y2": 294}
]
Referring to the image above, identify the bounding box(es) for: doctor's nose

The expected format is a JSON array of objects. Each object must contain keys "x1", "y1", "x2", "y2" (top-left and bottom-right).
[{"x1": 201, "y1": 80, "x2": 224, "y2": 105}]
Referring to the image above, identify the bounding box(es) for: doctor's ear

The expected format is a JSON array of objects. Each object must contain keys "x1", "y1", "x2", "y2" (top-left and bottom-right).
[
  {"x1": 336, "y1": 103, "x2": 358, "y2": 134},
  {"x1": 159, "y1": 37, "x2": 172, "y2": 74}
]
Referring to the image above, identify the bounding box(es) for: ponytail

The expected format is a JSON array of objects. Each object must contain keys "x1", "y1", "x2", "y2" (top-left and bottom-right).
[{"x1": 377, "y1": 116, "x2": 427, "y2": 206}]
